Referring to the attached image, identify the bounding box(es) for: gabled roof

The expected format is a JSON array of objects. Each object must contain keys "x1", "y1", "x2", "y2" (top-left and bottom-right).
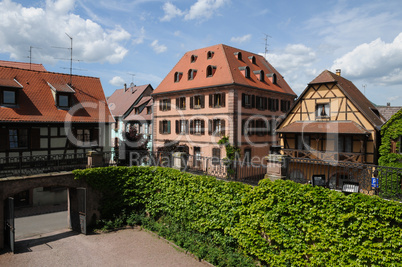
[
  {"x1": 153, "y1": 44, "x2": 296, "y2": 96},
  {"x1": 124, "y1": 98, "x2": 153, "y2": 122},
  {"x1": 376, "y1": 105, "x2": 402, "y2": 122},
  {"x1": 0, "y1": 65, "x2": 114, "y2": 123},
  {"x1": 302, "y1": 70, "x2": 384, "y2": 128},
  {"x1": 0, "y1": 60, "x2": 47, "y2": 71},
  {"x1": 107, "y1": 84, "x2": 153, "y2": 117}
]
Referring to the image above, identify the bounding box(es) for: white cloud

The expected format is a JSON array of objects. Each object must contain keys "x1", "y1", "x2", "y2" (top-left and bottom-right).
[
  {"x1": 150, "y1": 40, "x2": 167, "y2": 54},
  {"x1": 109, "y1": 76, "x2": 125, "y2": 87},
  {"x1": 0, "y1": 0, "x2": 130, "y2": 64},
  {"x1": 160, "y1": 0, "x2": 229, "y2": 22},
  {"x1": 331, "y1": 33, "x2": 402, "y2": 85},
  {"x1": 160, "y1": 2, "x2": 184, "y2": 22},
  {"x1": 230, "y1": 34, "x2": 251, "y2": 44},
  {"x1": 133, "y1": 27, "x2": 146, "y2": 45}
]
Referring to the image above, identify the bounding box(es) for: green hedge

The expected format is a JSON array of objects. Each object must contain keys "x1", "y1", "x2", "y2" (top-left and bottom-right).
[{"x1": 74, "y1": 167, "x2": 402, "y2": 266}]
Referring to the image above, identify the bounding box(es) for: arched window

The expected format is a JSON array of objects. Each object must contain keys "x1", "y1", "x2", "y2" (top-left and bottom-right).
[
  {"x1": 188, "y1": 69, "x2": 197, "y2": 80},
  {"x1": 234, "y1": 52, "x2": 242, "y2": 60},
  {"x1": 191, "y1": 55, "x2": 197, "y2": 63},
  {"x1": 248, "y1": 56, "x2": 256, "y2": 64},
  {"x1": 244, "y1": 66, "x2": 250, "y2": 78},
  {"x1": 206, "y1": 65, "x2": 216, "y2": 77},
  {"x1": 207, "y1": 51, "x2": 214, "y2": 59},
  {"x1": 174, "y1": 72, "x2": 182, "y2": 82}
]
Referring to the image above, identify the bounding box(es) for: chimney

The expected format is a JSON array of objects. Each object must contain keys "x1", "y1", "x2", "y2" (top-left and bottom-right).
[
  {"x1": 387, "y1": 102, "x2": 390, "y2": 107},
  {"x1": 124, "y1": 83, "x2": 127, "y2": 92},
  {"x1": 336, "y1": 69, "x2": 341, "y2": 76}
]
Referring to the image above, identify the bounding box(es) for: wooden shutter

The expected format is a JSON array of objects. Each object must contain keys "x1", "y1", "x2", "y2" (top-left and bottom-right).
[
  {"x1": 242, "y1": 119, "x2": 245, "y2": 135},
  {"x1": 190, "y1": 97, "x2": 194, "y2": 109},
  {"x1": 250, "y1": 120, "x2": 255, "y2": 135},
  {"x1": 221, "y1": 120, "x2": 225, "y2": 136},
  {"x1": 391, "y1": 139, "x2": 397, "y2": 153},
  {"x1": 167, "y1": 121, "x2": 171, "y2": 134},
  {"x1": 190, "y1": 120, "x2": 194, "y2": 135},
  {"x1": 209, "y1": 94, "x2": 213, "y2": 107},
  {"x1": 242, "y1": 93, "x2": 245, "y2": 107},
  {"x1": 264, "y1": 97, "x2": 268, "y2": 110},
  {"x1": 176, "y1": 98, "x2": 179, "y2": 109},
  {"x1": 0, "y1": 128, "x2": 8, "y2": 151},
  {"x1": 30, "y1": 128, "x2": 40, "y2": 150},
  {"x1": 159, "y1": 121, "x2": 162, "y2": 134},
  {"x1": 175, "y1": 120, "x2": 179, "y2": 134},
  {"x1": 201, "y1": 120, "x2": 205, "y2": 135},
  {"x1": 185, "y1": 120, "x2": 189, "y2": 134},
  {"x1": 221, "y1": 93, "x2": 225, "y2": 107},
  {"x1": 208, "y1": 119, "x2": 212, "y2": 135},
  {"x1": 168, "y1": 99, "x2": 171, "y2": 110},
  {"x1": 201, "y1": 95, "x2": 205, "y2": 108},
  {"x1": 251, "y1": 95, "x2": 255, "y2": 109},
  {"x1": 159, "y1": 100, "x2": 163, "y2": 111},
  {"x1": 275, "y1": 99, "x2": 279, "y2": 111}
]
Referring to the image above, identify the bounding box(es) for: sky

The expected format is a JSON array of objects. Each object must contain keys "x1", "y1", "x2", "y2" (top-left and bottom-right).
[{"x1": 1, "y1": 0, "x2": 402, "y2": 106}]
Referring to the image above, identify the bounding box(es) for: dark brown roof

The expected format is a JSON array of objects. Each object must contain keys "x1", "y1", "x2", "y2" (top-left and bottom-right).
[
  {"x1": 309, "y1": 70, "x2": 385, "y2": 128},
  {"x1": 277, "y1": 121, "x2": 369, "y2": 134},
  {"x1": 124, "y1": 98, "x2": 153, "y2": 122},
  {"x1": 376, "y1": 105, "x2": 402, "y2": 121}
]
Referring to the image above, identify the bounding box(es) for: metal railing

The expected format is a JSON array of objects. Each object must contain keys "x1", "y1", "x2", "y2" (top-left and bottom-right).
[
  {"x1": 286, "y1": 157, "x2": 402, "y2": 200},
  {"x1": 0, "y1": 151, "x2": 113, "y2": 178}
]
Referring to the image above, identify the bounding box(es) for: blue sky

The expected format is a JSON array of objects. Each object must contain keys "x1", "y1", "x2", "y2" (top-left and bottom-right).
[{"x1": 1, "y1": 0, "x2": 402, "y2": 105}]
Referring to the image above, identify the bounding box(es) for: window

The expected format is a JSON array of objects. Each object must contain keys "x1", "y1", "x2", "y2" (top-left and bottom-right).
[
  {"x1": 242, "y1": 93, "x2": 253, "y2": 108},
  {"x1": 267, "y1": 73, "x2": 277, "y2": 84},
  {"x1": 253, "y1": 70, "x2": 264, "y2": 81},
  {"x1": 190, "y1": 95, "x2": 205, "y2": 109},
  {"x1": 175, "y1": 120, "x2": 188, "y2": 134},
  {"x1": 255, "y1": 119, "x2": 268, "y2": 136},
  {"x1": 57, "y1": 94, "x2": 70, "y2": 108},
  {"x1": 160, "y1": 99, "x2": 171, "y2": 111},
  {"x1": 190, "y1": 119, "x2": 205, "y2": 135},
  {"x1": 191, "y1": 55, "x2": 197, "y2": 63},
  {"x1": 399, "y1": 136, "x2": 402, "y2": 154},
  {"x1": 207, "y1": 51, "x2": 214, "y2": 59},
  {"x1": 176, "y1": 97, "x2": 186, "y2": 110},
  {"x1": 143, "y1": 123, "x2": 149, "y2": 135},
  {"x1": 234, "y1": 52, "x2": 242, "y2": 60},
  {"x1": 9, "y1": 129, "x2": 28, "y2": 149},
  {"x1": 281, "y1": 100, "x2": 291, "y2": 113},
  {"x1": 188, "y1": 69, "x2": 197, "y2": 80},
  {"x1": 316, "y1": 103, "x2": 330, "y2": 119},
  {"x1": 135, "y1": 108, "x2": 139, "y2": 114},
  {"x1": 159, "y1": 120, "x2": 171, "y2": 134},
  {"x1": 206, "y1": 65, "x2": 216, "y2": 77},
  {"x1": 248, "y1": 56, "x2": 256, "y2": 64},
  {"x1": 256, "y1": 96, "x2": 267, "y2": 110},
  {"x1": 174, "y1": 72, "x2": 183, "y2": 82},
  {"x1": 297, "y1": 134, "x2": 310, "y2": 150},
  {"x1": 212, "y1": 148, "x2": 221, "y2": 165},
  {"x1": 2, "y1": 90, "x2": 16, "y2": 105},
  {"x1": 244, "y1": 148, "x2": 251, "y2": 164},
  {"x1": 268, "y1": 98, "x2": 279, "y2": 111},
  {"x1": 77, "y1": 129, "x2": 91, "y2": 143},
  {"x1": 209, "y1": 119, "x2": 225, "y2": 136},
  {"x1": 239, "y1": 66, "x2": 250, "y2": 78},
  {"x1": 338, "y1": 135, "x2": 353, "y2": 153},
  {"x1": 209, "y1": 93, "x2": 225, "y2": 108},
  {"x1": 147, "y1": 106, "x2": 152, "y2": 114}
]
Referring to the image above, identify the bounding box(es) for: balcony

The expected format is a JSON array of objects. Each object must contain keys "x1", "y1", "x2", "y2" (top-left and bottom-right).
[{"x1": 283, "y1": 149, "x2": 365, "y2": 163}]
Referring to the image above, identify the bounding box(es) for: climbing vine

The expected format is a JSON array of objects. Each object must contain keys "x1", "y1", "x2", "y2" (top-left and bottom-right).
[
  {"x1": 218, "y1": 136, "x2": 241, "y2": 178},
  {"x1": 379, "y1": 108, "x2": 402, "y2": 168}
]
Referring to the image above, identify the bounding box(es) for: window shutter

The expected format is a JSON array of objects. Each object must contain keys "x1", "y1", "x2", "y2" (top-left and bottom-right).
[
  {"x1": 190, "y1": 97, "x2": 194, "y2": 109},
  {"x1": 208, "y1": 119, "x2": 212, "y2": 135},
  {"x1": 201, "y1": 120, "x2": 205, "y2": 135},
  {"x1": 242, "y1": 119, "x2": 245, "y2": 135},
  {"x1": 222, "y1": 120, "x2": 225, "y2": 136},
  {"x1": 159, "y1": 100, "x2": 163, "y2": 111},
  {"x1": 250, "y1": 120, "x2": 255, "y2": 135},
  {"x1": 92, "y1": 128, "x2": 99, "y2": 145},
  {"x1": 167, "y1": 121, "x2": 171, "y2": 134},
  {"x1": 190, "y1": 120, "x2": 194, "y2": 135},
  {"x1": 185, "y1": 120, "x2": 189, "y2": 134},
  {"x1": 209, "y1": 94, "x2": 213, "y2": 107},
  {"x1": 264, "y1": 97, "x2": 268, "y2": 110},
  {"x1": 221, "y1": 93, "x2": 225, "y2": 107},
  {"x1": 201, "y1": 95, "x2": 205, "y2": 108},
  {"x1": 242, "y1": 93, "x2": 245, "y2": 107},
  {"x1": 275, "y1": 99, "x2": 279, "y2": 111},
  {"x1": 175, "y1": 120, "x2": 179, "y2": 134},
  {"x1": 176, "y1": 98, "x2": 179, "y2": 109},
  {"x1": 0, "y1": 128, "x2": 8, "y2": 151},
  {"x1": 167, "y1": 99, "x2": 171, "y2": 110},
  {"x1": 252, "y1": 95, "x2": 255, "y2": 108},
  {"x1": 159, "y1": 121, "x2": 162, "y2": 134},
  {"x1": 391, "y1": 139, "x2": 397, "y2": 153}
]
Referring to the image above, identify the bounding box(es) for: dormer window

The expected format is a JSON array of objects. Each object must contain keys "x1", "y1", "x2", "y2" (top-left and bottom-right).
[
  {"x1": 191, "y1": 55, "x2": 197, "y2": 63},
  {"x1": 267, "y1": 73, "x2": 277, "y2": 84},
  {"x1": 239, "y1": 66, "x2": 250, "y2": 78},
  {"x1": 48, "y1": 82, "x2": 75, "y2": 109},
  {"x1": 248, "y1": 56, "x2": 256, "y2": 64},
  {"x1": 206, "y1": 65, "x2": 217, "y2": 77},
  {"x1": 253, "y1": 70, "x2": 265, "y2": 81},
  {"x1": 207, "y1": 51, "x2": 214, "y2": 59},
  {"x1": 174, "y1": 72, "x2": 183, "y2": 83},
  {"x1": 0, "y1": 78, "x2": 23, "y2": 106},
  {"x1": 234, "y1": 52, "x2": 242, "y2": 60},
  {"x1": 147, "y1": 106, "x2": 152, "y2": 114},
  {"x1": 188, "y1": 69, "x2": 197, "y2": 80}
]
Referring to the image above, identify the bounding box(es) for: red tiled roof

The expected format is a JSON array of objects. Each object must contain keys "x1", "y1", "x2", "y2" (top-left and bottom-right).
[
  {"x1": 277, "y1": 121, "x2": 369, "y2": 134},
  {"x1": 48, "y1": 82, "x2": 75, "y2": 93},
  {"x1": 309, "y1": 70, "x2": 384, "y2": 128},
  {"x1": 0, "y1": 60, "x2": 47, "y2": 71},
  {"x1": 134, "y1": 96, "x2": 151, "y2": 108},
  {"x1": 0, "y1": 66, "x2": 114, "y2": 123},
  {"x1": 0, "y1": 78, "x2": 23, "y2": 88},
  {"x1": 124, "y1": 97, "x2": 152, "y2": 122},
  {"x1": 153, "y1": 44, "x2": 296, "y2": 96},
  {"x1": 107, "y1": 84, "x2": 152, "y2": 117}
]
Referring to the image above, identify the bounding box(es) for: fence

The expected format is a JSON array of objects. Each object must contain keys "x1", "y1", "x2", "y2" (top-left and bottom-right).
[
  {"x1": 0, "y1": 151, "x2": 113, "y2": 178},
  {"x1": 286, "y1": 157, "x2": 402, "y2": 200}
]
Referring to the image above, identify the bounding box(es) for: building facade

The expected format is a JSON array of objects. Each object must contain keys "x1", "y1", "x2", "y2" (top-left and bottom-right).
[{"x1": 152, "y1": 44, "x2": 296, "y2": 165}]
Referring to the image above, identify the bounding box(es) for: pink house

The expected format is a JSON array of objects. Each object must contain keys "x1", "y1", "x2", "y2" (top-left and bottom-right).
[{"x1": 152, "y1": 44, "x2": 296, "y2": 165}]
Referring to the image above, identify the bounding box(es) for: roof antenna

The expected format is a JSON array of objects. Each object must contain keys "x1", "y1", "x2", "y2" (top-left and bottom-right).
[
  {"x1": 28, "y1": 46, "x2": 41, "y2": 70},
  {"x1": 263, "y1": 33, "x2": 271, "y2": 59},
  {"x1": 65, "y1": 33, "x2": 73, "y2": 85},
  {"x1": 362, "y1": 84, "x2": 366, "y2": 95},
  {"x1": 128, "y1": 73, "x2": 135, "y2": 87}
]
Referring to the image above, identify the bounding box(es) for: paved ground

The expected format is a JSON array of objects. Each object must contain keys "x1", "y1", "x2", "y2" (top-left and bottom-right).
[{"x1": 0, "y1": 228, "x2": 211, "y2": 267}]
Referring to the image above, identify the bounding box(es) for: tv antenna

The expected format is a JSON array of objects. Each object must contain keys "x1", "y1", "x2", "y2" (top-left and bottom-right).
[
  {"x1": 52, "y1": 33, "x2": 74, "y2": 84},
  {"x1": 263, "y1": 33, "x2": 271, "y2": 59},
  {"x1": 362, "y1": 84, "x2": 367, "y2": 95},
  {"x1": 28, "y1": 46, "x2": 42, "y2": 70},
  {"x1": 128, "y1": 73, "x2": 135, "y2": 86}
]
